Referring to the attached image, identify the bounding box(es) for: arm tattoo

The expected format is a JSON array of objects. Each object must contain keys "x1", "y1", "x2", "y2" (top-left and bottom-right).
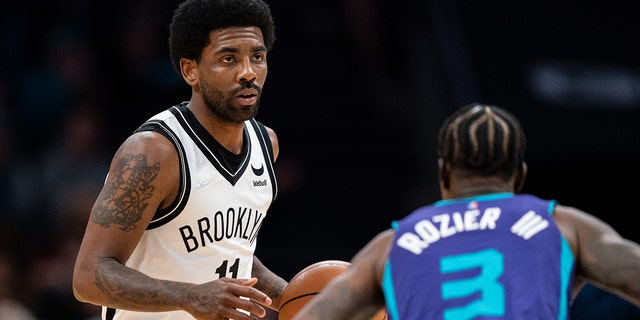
[
  {"x1": 95, "y1": 257, "x2": 182, "y2": 309},
  {"x1": 92, "y1": 154, "x2": 160, "y2": 231}
]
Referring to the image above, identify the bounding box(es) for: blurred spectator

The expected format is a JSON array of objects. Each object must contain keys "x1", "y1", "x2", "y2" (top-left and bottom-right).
[
  {"x1": 0, "y1": 76, "x2": 42, "y2": 262},
  {"x1": 26, "y1": 233, "x2": 101, "y2": 320},
  {"x1": 39, "y1": 97, "x2": 110, "y2": 238},
  {"x1": 0, "y1": 241, "x2": 37, "y2": 320},
  {"x1": 0, "y1": 85, "x2": 13, "y2": 217},
  {"x1": 108, "y1": 0, "x2": 186, "y2": 134},
  {"x1": 16, "y1": 25, "x2": 101, "y2": 154}
]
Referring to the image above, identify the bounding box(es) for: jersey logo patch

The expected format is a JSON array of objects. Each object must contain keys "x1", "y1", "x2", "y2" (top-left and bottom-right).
[
  {"x1": 251, "y1": 163, "x2": 264, "y2": 176},
  {"x1": 196, "y1": 176, "x2": 216, "y2": 189},
  {"x1": 511, "y1": 210, "x2": 549, "y2": 239}
]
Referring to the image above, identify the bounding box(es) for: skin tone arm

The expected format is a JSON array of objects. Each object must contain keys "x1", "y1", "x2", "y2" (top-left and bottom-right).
[
  {"x1": 72, "y1": 131, "x2": 275, "y2": 320},
  {"x1": 253, "y1": 255, "x2": 287, "y2": 310},
  {"x1": 553, "y1": 204, "x2": 640, "y2": 306},
  {"x1": 292, "y1": 230, "x2": 393, "y2": 320}
]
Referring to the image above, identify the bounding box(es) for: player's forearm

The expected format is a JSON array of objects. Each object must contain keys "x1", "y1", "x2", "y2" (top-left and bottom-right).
[
  {"x1": 252, "y1": 256, "x2": 287, "y2": 309},
  {"x1": 599, "y1": 240, "x2": 640, "y2": 308},
  {"x1": 75, "y1": 257, "x2": 192, "y2": 312}
]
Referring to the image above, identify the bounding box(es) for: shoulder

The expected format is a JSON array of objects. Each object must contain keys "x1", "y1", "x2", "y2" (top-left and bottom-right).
[
  {"x1": 108, "y1": 131, "x2": 181, "y2": 206},
  {"x1": 265, "y1": 126, "x2": 278, "y2": 146},
  {"x1": 553, "y1": 204, "x2": 604, "y2": 232},
  {"x1": 116, "y1": 131, "x2": 178, "y2": 163},
  {"x1": 110, "y1": 131, "x2": 180, "y2": 184},
  {"x1": 252, "y1": 120, "x2": 277, "y2": 141},
  {"x1": 352, "y1": 229, "x2": 395, "y2": 280},
  {"x1": 552, "y1": 204, "x2": 620, "y2": 257},
  {"x1": 253, "y1": 120, "x2": 279, "y2": 160}
]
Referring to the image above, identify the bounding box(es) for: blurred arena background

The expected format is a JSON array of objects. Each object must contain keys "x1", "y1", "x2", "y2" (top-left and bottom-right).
[{"x1": 1, "y1": 0, "x2": 639, "y2": 319}]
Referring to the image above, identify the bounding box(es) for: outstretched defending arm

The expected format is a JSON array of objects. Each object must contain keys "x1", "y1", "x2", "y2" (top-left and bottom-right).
[{"x1": 554, "y1": 204, "x2": 640, "y2": 307}]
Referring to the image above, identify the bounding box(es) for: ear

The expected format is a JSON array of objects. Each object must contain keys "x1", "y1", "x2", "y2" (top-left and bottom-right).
[
  {"x1": 438, "y1": 158, "x2": 450, "y2": 189},
  {"x1": 180, "y1": 58, "x2": 198, "y2": 86},
  {"x1": 514, "y1": 162, "x2": 527, "y2": 193}
]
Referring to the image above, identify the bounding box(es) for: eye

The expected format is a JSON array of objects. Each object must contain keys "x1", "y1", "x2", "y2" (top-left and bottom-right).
[
  {"x1": 252, "y1": 53, "x2": 266, "y2": 62},
  {"x1": 221, "y1": 55, "x2": 236, "y2": 63}
]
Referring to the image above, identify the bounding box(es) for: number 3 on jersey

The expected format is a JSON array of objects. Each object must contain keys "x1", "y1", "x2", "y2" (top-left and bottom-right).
[{"x1": 440, "y1": 248, "x2": 505, "y2": 320}]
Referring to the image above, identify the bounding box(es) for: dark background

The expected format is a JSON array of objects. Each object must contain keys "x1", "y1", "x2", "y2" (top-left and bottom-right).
[{"x1": 1, "y1": 0, "x2": 639, "y2": 319}]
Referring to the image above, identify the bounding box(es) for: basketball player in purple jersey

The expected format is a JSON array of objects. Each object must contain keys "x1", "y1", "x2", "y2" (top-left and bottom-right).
[{"x1": 293, "y1": 103, "x2": 640, "y2": 320}]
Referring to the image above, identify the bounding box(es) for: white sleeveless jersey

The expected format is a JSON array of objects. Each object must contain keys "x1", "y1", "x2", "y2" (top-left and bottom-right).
[{"x1": 104, "y1": 103, "x2": 277, "y2": 320}]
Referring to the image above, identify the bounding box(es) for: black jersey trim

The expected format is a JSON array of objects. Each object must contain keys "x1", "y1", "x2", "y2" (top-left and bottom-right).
[
  {"x1": 250, "y1": 119, "x2": 278, "y2": 201},
  {"x1": 134, "y1": 119, "x2": 191, "y2": 229},
  {"x1": 170, "y1": 105, "x2": 251, "y2": 186},
  {"x1": 105, "y1": 307, "x2": 115, "y2": 320}
]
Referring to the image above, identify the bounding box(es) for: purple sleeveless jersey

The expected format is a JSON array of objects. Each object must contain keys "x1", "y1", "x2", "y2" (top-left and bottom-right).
[{"x1": 382, "y1": 193, "x2": 574, "y2": 320}]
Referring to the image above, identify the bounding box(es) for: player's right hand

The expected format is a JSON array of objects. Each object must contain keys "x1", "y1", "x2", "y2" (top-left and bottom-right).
[{"x1": 184, "y1": 277, "x2": 272, "y2": 320}]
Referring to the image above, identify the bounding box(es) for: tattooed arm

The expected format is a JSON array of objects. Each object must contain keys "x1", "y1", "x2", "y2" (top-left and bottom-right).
[
  {"x1": 73, "y1": 131, "x2": 178, "y2": 309},
  {"x1": 252, "y1": 256, "x2": 287, "y2": 310},
  {"x1": 72, "y1": 131, "x2": 272, "y2": 319}
]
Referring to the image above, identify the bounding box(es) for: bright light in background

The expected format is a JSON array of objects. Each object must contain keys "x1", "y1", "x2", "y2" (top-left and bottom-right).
[{"x1": 527, "y1": 61, "x2": 640, "y2": 109}]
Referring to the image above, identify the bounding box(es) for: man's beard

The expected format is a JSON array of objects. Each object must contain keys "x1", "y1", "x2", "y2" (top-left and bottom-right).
[{"x1": 202, "y1": 83, "x2": 261, "y2": 124}]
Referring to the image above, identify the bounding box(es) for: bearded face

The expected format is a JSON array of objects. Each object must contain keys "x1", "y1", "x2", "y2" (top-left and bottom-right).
[{"x1": 200, "y1": 79, "x2": 262, "y2": 124}]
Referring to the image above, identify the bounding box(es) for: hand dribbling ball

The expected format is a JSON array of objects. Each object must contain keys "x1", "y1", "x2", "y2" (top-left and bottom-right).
[{"x1": 278, "y1": 260, "x2": 387, "y2": 320}]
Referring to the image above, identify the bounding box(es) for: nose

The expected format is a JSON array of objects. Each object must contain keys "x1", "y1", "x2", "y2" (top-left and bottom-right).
[{"x1": 237, "y1": 57, "x2": 257, "y2": 83}]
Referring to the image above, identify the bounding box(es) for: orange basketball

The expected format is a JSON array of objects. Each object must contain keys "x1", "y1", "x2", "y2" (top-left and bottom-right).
[{"x1": 278, "y1": 260, "x2": 387, "y2": 320}]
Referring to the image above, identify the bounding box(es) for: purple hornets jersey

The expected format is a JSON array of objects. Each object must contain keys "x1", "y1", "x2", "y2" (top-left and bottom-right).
[{"x1": 382, "y1": 193, "x2": 575, "y2": 320}]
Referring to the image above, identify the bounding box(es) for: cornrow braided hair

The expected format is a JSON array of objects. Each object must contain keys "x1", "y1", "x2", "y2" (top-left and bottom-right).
[{"x1": 438, "y1": 103, "x2": 526, "y2": 180}]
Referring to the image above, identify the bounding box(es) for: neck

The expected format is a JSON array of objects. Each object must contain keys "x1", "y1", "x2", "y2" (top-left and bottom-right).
[
  {"x1": 187, "y1": 102, "x2": 245, "y2": 154},
  {"x1": 441, "y1": 175, "x2": 515, "y2": 200},
  {"x1": 444, "y1": 186, "x2": 512, "y2": 200}
]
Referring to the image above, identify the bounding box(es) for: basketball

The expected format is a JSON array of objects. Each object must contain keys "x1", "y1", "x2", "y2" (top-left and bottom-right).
[{"x1": 278, "y1": 260, "x2": 387, "y2": 320}]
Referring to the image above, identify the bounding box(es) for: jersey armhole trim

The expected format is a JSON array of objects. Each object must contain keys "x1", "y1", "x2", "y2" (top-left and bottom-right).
[
  {"x1": 135, "y1": 120, "x2": 191, "y2": 229},
  {"x1": 250, "y1": 119, "x2": 278, "y2": 201}
]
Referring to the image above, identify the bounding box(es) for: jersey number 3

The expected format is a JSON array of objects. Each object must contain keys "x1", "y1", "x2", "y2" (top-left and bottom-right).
[{"x1": 440, "y1": 248, "x2": 505, "y2": 320}]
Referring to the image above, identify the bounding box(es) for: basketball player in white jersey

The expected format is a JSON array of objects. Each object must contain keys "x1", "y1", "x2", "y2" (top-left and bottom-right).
[{"x1": 72, "y1": 0, "x2": 287, "y2": 319}]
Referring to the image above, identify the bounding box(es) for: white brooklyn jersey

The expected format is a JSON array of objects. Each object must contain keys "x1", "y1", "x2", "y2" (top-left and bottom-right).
[{"x1": 104, "y1": 103, "x2": 277, "y2": 320}]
